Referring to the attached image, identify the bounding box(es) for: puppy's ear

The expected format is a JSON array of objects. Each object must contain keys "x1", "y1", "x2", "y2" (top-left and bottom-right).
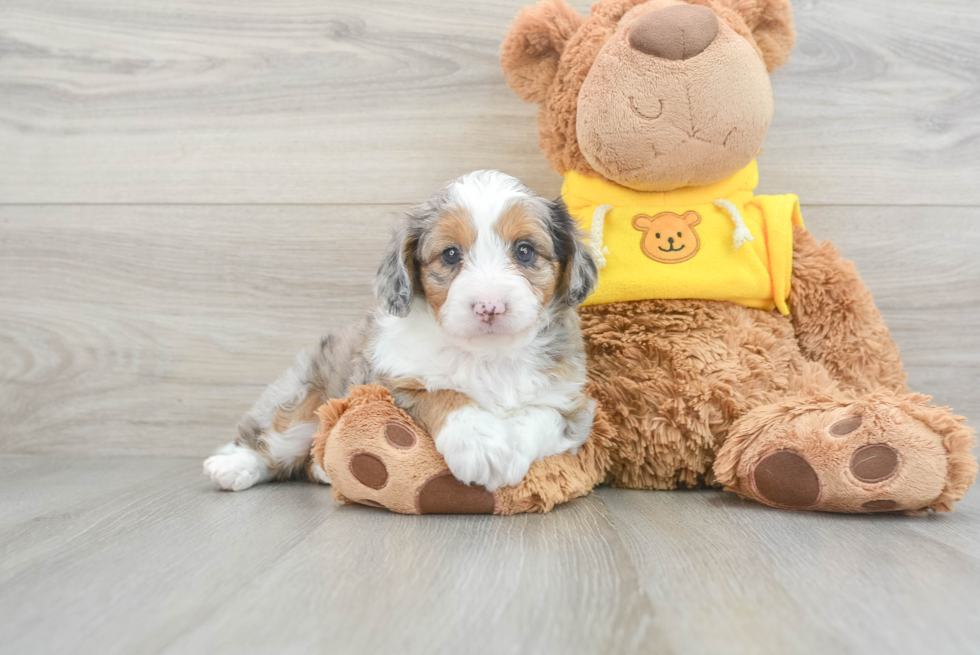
[
  {"x1": 501, "y1": 0, "x2": 585, "y2": 104},
  {"x1": 548, "y1": 198, "x2": 598, "y2": 307},
  {"x1": 375, "y1": 220, "x2": 419, "y2": 317}
]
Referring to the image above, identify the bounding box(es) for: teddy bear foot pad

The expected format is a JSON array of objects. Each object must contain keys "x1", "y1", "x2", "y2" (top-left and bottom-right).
[
  {"x1": 314, "y1": 386, "x2": 497, "y2": 515},
  {"x1": 332, "y1": 420, "x2": 496, "y2": 514},
  {"x1": 717, "y1": 392, "x2": 972, "y2": 513}
]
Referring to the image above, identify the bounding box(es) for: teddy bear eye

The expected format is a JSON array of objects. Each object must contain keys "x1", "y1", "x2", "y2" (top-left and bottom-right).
[
  {"x1": 655, "y1": 233, "x2": 661, "y2": 239},
  {"x1": 677, "y1": 231, "x2": 682, "y2": 237}
]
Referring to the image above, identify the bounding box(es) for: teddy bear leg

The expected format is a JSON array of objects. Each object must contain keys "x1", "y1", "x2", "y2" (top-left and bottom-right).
[
  {"x1": 312, "y1": 385, "x2": 495, "y2": 514},
  {"x1": 494, "y1": 406, "x2": 614, "y2": 514},
  {"x1": 789, "y1": 226, "x2": 908, "y2": 395},
  {"x1": 311, "y1": 385, "x2": 609, "y2": 515},
  {"x1": 714, "y1": 390, "x2": 977, "y2": 513}
]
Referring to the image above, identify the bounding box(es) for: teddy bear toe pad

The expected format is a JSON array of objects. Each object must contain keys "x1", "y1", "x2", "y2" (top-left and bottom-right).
[
  {"x1": 751, "y1": 450, "x2": 821, "y2": 508},
  {"x1": 416, "y1": 471, "x2": 496, "y2": 514},
  {"x1": 349, "y1": 453, "x2": 388, "y2": 489},
  {"x1": 725, "y1": 397, "x2": 953, "y2": 513}
]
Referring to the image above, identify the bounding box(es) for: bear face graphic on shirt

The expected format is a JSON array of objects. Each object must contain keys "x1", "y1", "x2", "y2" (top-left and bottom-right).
[{"x1": 632, "y1": 211, "x2": 702, "y2": 263}]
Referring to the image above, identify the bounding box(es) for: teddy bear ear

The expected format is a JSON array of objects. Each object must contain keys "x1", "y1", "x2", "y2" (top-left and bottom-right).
[
  {"x1": 705, "y1": 0, "x2": 796, "y2": 72},
  {"x1": 500, "y1": 0, "x2": 586, "y2": 104}
]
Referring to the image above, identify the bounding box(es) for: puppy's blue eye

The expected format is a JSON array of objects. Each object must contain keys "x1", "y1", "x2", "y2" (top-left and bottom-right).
[
  {"x1": 441, "y1": 247, "x2": 461, "y2": 266},
  {"x1": 515, "y1": 242, "x2": 536, "y2": 264}
]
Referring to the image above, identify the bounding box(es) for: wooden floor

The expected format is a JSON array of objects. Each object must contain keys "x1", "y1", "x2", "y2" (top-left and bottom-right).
[
  {"x1": 2, "y1": 455, "x2": 980, "y2": 655},
  {"x1": 2, "y1": 0, "x2": 979, "y2": 653}
]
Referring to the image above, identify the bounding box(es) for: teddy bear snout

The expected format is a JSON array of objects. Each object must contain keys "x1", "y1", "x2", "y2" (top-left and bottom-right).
[{"x1": 628, "y1": 4, "x2": 719, "y2": 61}]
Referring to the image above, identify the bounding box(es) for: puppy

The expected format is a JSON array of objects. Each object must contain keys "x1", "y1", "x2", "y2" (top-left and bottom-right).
[{"x1": 204, "y1": 170, "x2": 598, "y2": 492}]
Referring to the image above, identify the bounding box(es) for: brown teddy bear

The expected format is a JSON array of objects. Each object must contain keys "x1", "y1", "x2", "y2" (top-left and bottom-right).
[{"x1": 312, "y1": 0, "x2": 976, "y2": 514}]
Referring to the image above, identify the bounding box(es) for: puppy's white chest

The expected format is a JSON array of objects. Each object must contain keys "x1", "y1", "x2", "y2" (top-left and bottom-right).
[
  {"x1": 371, "y1": 309, "x2": 556, "y2": 412},
  {"x1": 432, "y1": 356, "x2": 549, "y2": 411}
]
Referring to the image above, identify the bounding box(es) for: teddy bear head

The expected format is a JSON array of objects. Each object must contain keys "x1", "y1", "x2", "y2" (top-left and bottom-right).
[{"x1": 501, "y1": 0, "x2": 796, "y2": 191}]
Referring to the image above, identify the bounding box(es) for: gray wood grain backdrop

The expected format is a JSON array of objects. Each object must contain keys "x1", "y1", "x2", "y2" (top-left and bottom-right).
[{"x1": 2, "y1": 0, "x2": 978, "y2": 455}]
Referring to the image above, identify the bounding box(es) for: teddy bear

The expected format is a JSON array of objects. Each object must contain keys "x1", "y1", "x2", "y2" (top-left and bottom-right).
[{"x1": 310, "y1": 0, "x2": 976, "y2": 514}]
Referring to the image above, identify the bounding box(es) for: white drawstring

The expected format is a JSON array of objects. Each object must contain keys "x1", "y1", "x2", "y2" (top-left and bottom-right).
[
  {"x1": 714, "y1": 198, "x2": 754, "y2": 249},
  {"x1": 589, "y1": 204, "x2": 613, "y2": 269}
]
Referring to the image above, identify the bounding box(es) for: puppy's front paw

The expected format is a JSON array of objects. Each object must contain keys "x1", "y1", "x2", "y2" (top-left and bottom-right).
[
  {"x1": 203, "y1": 444, "x2": 270, "y2": 491},
  {"x1": 436, "y1": 407, "x2": 532, "y2": 492}
]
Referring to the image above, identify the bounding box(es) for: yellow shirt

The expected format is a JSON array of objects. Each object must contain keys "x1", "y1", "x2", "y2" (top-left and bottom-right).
[{"x1": 562, "y1": 161, "x2": 803, "y2": 314}]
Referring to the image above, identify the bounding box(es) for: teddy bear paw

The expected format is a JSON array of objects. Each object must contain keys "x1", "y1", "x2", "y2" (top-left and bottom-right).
[
  {"x1": 717, "y1": 393, "x2": 975, "y2": 513},
  {"x1": 320, "y1": 403, "x2": 497, "y2": 515}
]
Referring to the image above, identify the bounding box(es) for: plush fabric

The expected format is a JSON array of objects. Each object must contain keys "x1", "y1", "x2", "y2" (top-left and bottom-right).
[
  {"x1": 715, "y1": 391, "x2": 977, "y2": 513},
  {"x1": 500, "y1": 0, "x2": 788, "y2": 188},
  {"x1": 562, "y1": 161, "x2": 802, "y2": 312},
  {"x1": 627, "y1": 4, "x2": 719, "y2": 60},
  {"x1": 317, "y1": 0, "x2": 976, "y2": 515},
  {"x1": 574, "y1": 5, "x2": 775, "y2": 190},
  {"x1": 311, "y1": 384, "x2": 614, "y2": 515}
]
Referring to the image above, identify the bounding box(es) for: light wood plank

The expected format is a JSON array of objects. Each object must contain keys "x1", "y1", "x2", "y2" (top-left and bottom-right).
[
  {"x1": 1, "y1": 0, "x2": 978, "y2": 205},
  {"x1": 758, "y1": 0, "x2": 980, "y2": 205},
  {"x1": 802, "y1": 206, "x2": 980, "y2": 419},
  {"x1": 602, "y1": 486, "x2": 980, "y2": 655},
  {"x1": 1, "y1": 455, "x2": 977, "y2": 655},
  {"x1": 1, "y1": 204, "x2": 977, "y2": 455},
  {"x1": 0, "y1": 455, "x2": 661, "y2": 655},
  {"x1": 0, "y1": 204, "x2": 396, "y2": 454}
]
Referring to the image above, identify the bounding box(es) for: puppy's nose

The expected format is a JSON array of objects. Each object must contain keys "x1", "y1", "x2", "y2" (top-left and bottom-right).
[
  {"x1": 474, "y1": 300, "x2": 506, "y2": 323},
  {"x1": 628, "y1": 4, "x2": 719, "y2": 60}
]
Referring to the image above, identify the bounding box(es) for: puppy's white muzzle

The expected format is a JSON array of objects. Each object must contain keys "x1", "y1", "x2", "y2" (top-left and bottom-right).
[
  {"x1": 473, "y1": 299, "x2": 506, "y2": 324},
  {"x1": 442, "y1": 264, "x2": 538, "y2": 340}
]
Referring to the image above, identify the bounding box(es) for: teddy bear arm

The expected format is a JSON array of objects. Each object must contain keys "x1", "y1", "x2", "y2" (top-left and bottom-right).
[{"x1": 789, "y1": 226, "x2": 908, "y2": 396}]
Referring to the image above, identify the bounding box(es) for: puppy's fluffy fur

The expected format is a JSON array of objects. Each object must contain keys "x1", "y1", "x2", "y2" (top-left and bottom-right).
[{"x1": 204, "y1": 171, "x2": 598, "y2": 492}]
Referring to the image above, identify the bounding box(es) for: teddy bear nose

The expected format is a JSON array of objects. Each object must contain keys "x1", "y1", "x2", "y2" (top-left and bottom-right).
[{"x1": 628, "y1": 4, "x2": 719, "y2": 60}]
